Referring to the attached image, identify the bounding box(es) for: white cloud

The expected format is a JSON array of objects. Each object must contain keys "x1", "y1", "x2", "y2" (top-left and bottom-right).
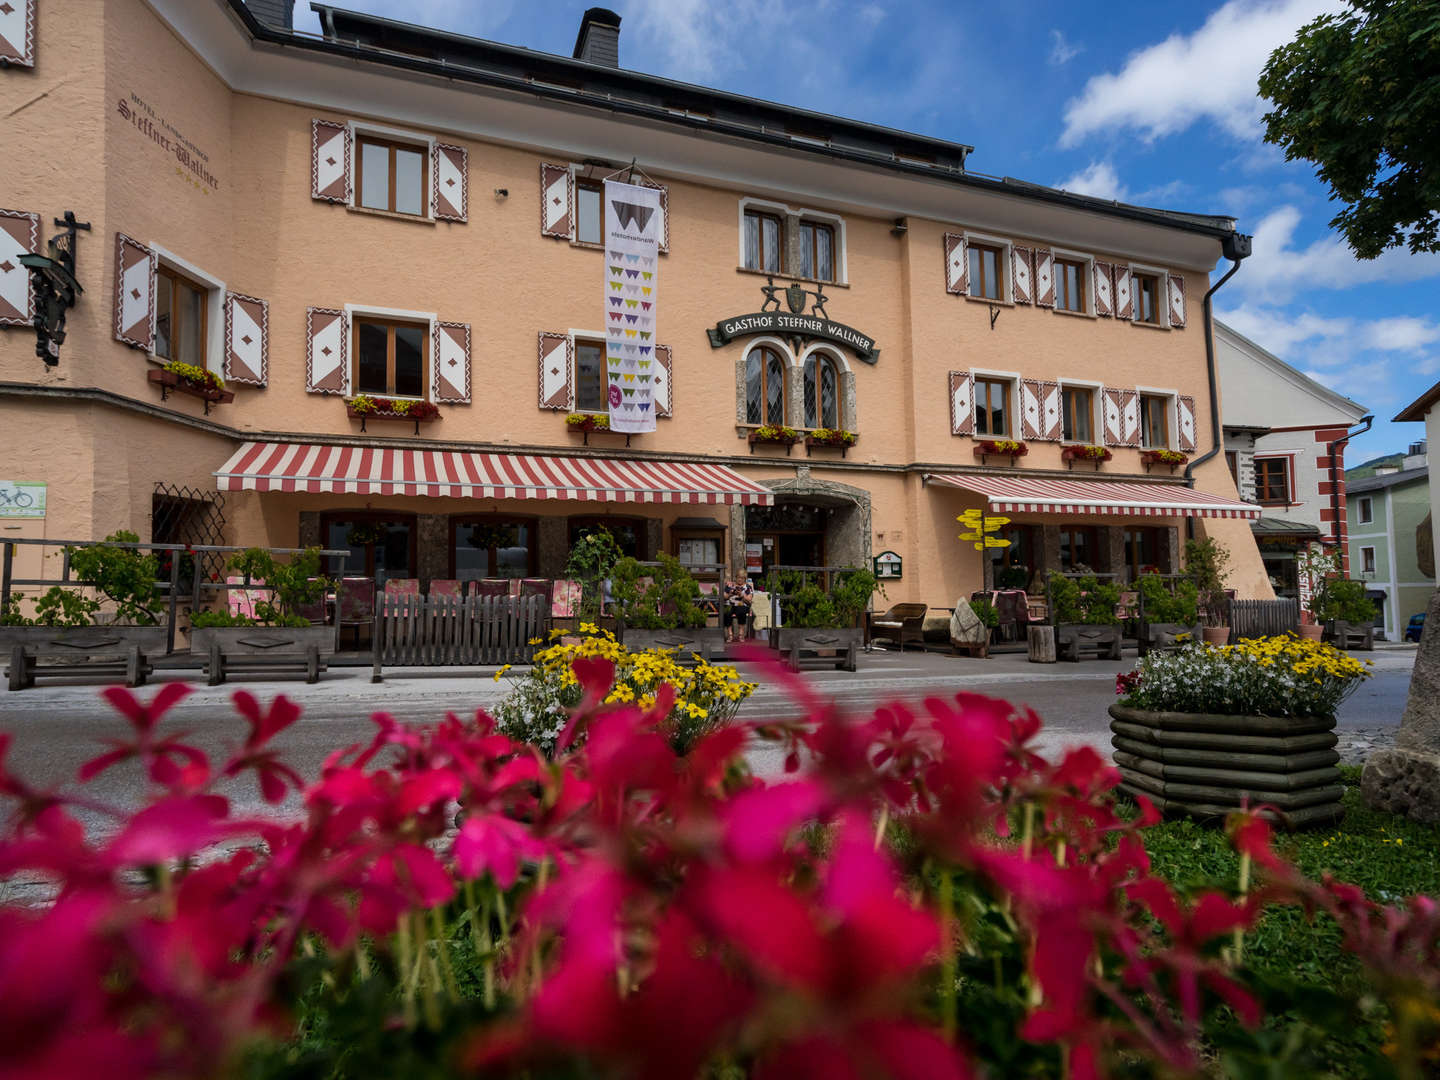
[
  {"x1": 1364, "y1": 317, "x2": 1440, "y2": 354},
  {"x1": 1219, "y1": 303, "x2": 1354, "y2": 361},
  {"x1": 1049, "y1": 29, "x2": 1082, "y2": 65},
  {"x1": 1059, "y1": 0, "x2": 1344, "y2": 147},
  {"x1": 1057, "y1": 161, "x2": 1128, "y2": 201},
  {"x1": 858, "y1": 4, "x2": 887, "y2": 27},
  {"x1": 623, "y1": 0, "x2": 775, "y2": 80},
  {"x1": 1220, "y1": 303, "x2": 1440, "y2": 374}
]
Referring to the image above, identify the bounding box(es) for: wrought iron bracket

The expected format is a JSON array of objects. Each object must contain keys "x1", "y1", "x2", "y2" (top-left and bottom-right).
[{"x1": 21, "y1": 211, "x2": 90, "y2": 367}]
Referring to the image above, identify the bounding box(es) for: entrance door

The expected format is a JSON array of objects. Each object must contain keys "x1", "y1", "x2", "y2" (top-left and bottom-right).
[
  {"x1": 322, "y1": 513, "x2": 417, "y2": 586},
  {"x1": 748, "y1": 531, "x2": 825, "y2": 581}
]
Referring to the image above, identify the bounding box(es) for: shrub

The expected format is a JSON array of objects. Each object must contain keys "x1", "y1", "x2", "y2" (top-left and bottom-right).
[
  {"x1": 563, "y1": 529, "x2": 623, "y2": 623},
  {"x1": 217, "y1": 547, "x2": 326, "y2": 626},
  {"x1": 1051, "y1": 573, "x2": 1120, "y2": 625},
  {"x1": 1118, "y1": 635, "x2": 1371, "y2": 718},
  {"x1": 969, "y1": 597, "x2": 1000, "y2": 628},
  {"x1": 609, "y1": 553, "x2": 707, "y2": 630},
  {"x1": 996, "y1": 564, "x2": 1031, "y2": 590},
  {"x1": 1314, "y1": 578, "x2": 1378, "y2": 625},
  {"x1": 1184, "y1": 536, "x2": 1231, "y2": 627},
  {"x1": 1138, "y1": 573, "x2": 1199, "y2": 625},
  {"x1": 765, "y1": 568, "x2": 877, "y2": 629}
]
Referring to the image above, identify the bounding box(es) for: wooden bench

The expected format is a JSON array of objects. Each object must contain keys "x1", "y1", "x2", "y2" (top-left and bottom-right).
[
  {"x1": 773, "y1": 626, "x2": 862, "y2": 672},
  {"x1": 191, "y1": 625, "x2": 336, "y2": 686},
  {"x1": 1056, "y1": 624, "x2": 1123, "y2": 662},
  {"x1": 3, "y1": 626, "x2": 168, "y2": 691}
]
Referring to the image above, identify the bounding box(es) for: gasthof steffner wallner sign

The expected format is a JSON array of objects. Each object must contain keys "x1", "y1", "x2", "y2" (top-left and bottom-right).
[{"x1": 707, "y1": 277, "x2": 880, "y2": 364}]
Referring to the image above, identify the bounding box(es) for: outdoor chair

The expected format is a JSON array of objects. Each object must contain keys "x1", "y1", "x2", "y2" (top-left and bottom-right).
[
  {"x1": 475, "y1": 579, "x2": 511, "y2": 598},
  {"x1": 336, "y1": 577, "x2": 376, "y2": 649},
  {"x1": 520, "y1": 578, "x2": 554, "y2": 604},
  {"x1": 697, "y1": 581, "x2": 722, "y2": 624},
  {"x1": 384, "y1": 578, "x2": 421, "y2": 596},
  {"x1": 991, "y1": 590, "x2": 1031, "y2": 642},
  {"x1": 550, "y1": 579, "x2": 582, "y2": 618},
  {"x1": 427, "y1": 579, "x2": 464, "y2": 598},
  {"x1": 870, "y1": 602, "x2": 928, "y2": 652},
  {"x1": 750, "y1": 590, "x2": 771, "y2": 638},
  {"x1": 295, "y1": 578, "x2": 330, "y2": 625},
  {"x1": 226, "y1": 576, "x2": 274, "y2": 620}
]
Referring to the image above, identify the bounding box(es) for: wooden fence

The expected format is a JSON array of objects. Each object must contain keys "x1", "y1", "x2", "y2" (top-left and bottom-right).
[
  {"x1": 372, "y1": 593, "x2": 547, "y2": 677},
  {"x1": 1228, "y1": 598, "x2": 1300, "y2": 641}
]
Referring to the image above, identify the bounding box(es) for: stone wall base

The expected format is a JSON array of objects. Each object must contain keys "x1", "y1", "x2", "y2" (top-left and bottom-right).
[{"x1": 1361, "y1": 747, "x2": 1440, "y2": 825}]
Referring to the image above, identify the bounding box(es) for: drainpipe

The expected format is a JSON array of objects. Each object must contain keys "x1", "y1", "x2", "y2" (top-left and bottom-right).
[
  {"x1": 1328, "y1": 413, "x2": 1373, "y2": 572},
  {"x1": 1183, "y1": 230, "x2": 1252, "y2": 539}
]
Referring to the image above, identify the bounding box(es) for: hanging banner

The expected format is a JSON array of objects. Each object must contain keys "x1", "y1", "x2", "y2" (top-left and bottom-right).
[{"x1": 603, "y1": 179, "x2": 662, "y2": 434}]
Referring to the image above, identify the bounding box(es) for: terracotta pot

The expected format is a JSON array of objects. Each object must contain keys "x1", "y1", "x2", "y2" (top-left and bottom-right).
[
  {"x1": 1202, "y1": 626, "x2": 1230, "y2": 646},
  {"x1": 1297, "y1": 622, "x2": 1324, "y2": 642}
]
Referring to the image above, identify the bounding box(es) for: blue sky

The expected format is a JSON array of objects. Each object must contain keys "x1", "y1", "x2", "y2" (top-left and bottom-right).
[{"x1": 297, "y1": 0, "x2": 1439, "y2": 462}]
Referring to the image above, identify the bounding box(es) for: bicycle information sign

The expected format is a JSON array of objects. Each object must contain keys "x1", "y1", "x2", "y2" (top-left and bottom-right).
[{"x1": 0, "y1": 481, "x2": 46, "y2": 519}]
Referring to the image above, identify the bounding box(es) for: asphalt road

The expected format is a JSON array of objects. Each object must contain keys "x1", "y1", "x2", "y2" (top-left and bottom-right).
[{"x1": 0, "y1": 645, "x2": 1414, "y2": 825}]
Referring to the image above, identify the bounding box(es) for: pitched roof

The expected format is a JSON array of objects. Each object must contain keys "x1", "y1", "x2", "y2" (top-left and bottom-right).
[
  {"x1": 1395, "y1": 379, "x2": 1440, "y2": 423},
  {"x1": 1214, "y1": 320, "x2": 1368, "y2": 421},
  {"x1": 1346, "y1": 466, "x2": 1429, "y2": 494}
]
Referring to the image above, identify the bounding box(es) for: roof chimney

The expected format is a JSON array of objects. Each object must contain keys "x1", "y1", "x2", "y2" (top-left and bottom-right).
[
  {"x1": 573, "y1": 7, "x2": 621, "y2": 67},
  {"x1": 246, "y1": 0, "x2": 295, "y2": 30}
]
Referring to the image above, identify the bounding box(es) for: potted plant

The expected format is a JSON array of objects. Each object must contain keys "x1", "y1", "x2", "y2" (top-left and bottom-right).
[
  {"x1": 1184, "y1": 536, "x2": 1232, "y2": 645},
  {"x1": 610, "y1": 554, "x2": 723, "y2": 660},
  {"x1": 1061, "y1": 444, "x2": 1113, "y2": 469},
  {"x1": 345, "y1": 395, "x2": 442, "y2": 433},
  {"x1": 1, "y1": 531, "x2": 170, "y2": 689},
  {"x1": 1296, "y1": 546, "x2": 1340, "y2": 641},
  {"x1": 766, "y1": 568, "x2": 875, "y2": 671},
  {"x1": 1314, "y1": 578, "x2": 1377, "y2": 651},
  {"x1": 974, "y1": 439, "x2": 1028, "y2": 465},
  {"x1": 966, "y1": 597, "x2": 1000, "y2": 658},
  {"x1": 1050, "y1": 573, "x2": 1122, "y2": 661},
  {"x1": 1136, "y1": 573, "x2": 1200, "y2": 653},
  {"x1": 748, "y1": 425, "x2": 802, "y2": 453},
  {"x1": 1111, "y1": 635, "x2": 1369, "y2": 824},
  {"x1": 1139, "y1": 448, "x2": 1189, "y2": 472},
  {"x1": 189, "y1": 547, "x2": 335, "y2": 682},
  {"x1": 804, "y1": 428, "x2": 858, "y2": 457},
  {"x1": 147, "y1": 361, "x2": 235, "y2": 413}
]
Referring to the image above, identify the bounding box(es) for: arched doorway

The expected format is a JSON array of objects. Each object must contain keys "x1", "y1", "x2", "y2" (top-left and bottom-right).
[{"x1": 731, "y1": 470, "x2": 872, "y2": 583}]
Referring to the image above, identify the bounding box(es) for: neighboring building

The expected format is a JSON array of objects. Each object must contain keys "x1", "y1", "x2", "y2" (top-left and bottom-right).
[
  {"x1": 1346, "y1": 449, "x2": 1433, "y2": 641},
  {"x1": 1215, "y1": 320, "x2": 1368, "y2": 604},
  {"x1": 1394, "y1": 380, "x2": 1440, "y2": 580},
  {"x1": 0, "y1": 0, "x2": 1268, "y2": 608}
]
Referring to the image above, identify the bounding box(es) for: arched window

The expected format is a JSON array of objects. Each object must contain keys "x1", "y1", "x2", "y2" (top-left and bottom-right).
[
  {"x1": 746, "y1": 347, "x2": 786, "y2": 426},
  {"x1": 803, "y1": 353, "x2": 840, "y2": 430}
]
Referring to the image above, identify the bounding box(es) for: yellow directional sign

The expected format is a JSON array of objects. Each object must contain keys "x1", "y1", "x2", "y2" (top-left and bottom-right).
[{"x1": 957, "y1": 510, "x2": 1012, "y2": 550}]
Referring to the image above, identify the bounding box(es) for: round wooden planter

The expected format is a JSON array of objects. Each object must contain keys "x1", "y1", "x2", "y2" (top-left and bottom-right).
[{"x1": 1108, "y1": 702, "x2": 1343, "y2": 827}]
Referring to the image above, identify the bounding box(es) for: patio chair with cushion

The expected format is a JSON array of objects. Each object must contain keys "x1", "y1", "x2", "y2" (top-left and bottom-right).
[
  {"x1": 520, "y1": 578, "x2": 554, "y2": 604},
  {"x1": 384, "y1": 578, "x2": 421, "y2": 596},
  {"x1": 474, "y1": 579, "x2": 512, "y2": 599},
  {"x1": 295, "y1": 579, "x2": 330, "y2": 625},
  {"x1": 550, "y1": 579, "x2": 582, "y2": 618},
  {"x1": 336, "y1": 577, "x2": 376, "y2": 649},
  {"x1": 870, "y1": 602, "x2": 928, "y2": 652},
  {"x1": 428, "y1": 579, "x2": 464, "y2": 599}
]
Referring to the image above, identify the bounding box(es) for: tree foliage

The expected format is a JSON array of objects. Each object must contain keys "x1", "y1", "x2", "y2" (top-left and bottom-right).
[{"x1": 1259, "y1": 0, "x2": 1440, "y2": 258}]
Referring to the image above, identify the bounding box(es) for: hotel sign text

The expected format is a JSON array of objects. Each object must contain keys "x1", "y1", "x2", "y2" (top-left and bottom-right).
[{"x1": 707, "y1": 312, "x2": 879, "y2": 364}]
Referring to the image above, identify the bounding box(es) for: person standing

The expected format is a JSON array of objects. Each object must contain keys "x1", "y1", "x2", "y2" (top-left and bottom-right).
[{"x1": 723, "y1": 575, "x2": 754, "y2": 643}]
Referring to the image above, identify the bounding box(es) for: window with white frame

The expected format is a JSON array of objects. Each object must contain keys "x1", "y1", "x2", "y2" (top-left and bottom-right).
[
  {"x1": 574, "y1": 337, "x2": 607, "y2": 412},
  {"x1": 1133, "y1": 268, "x2": 1164, "y2": 326},
  {"x1": 737, "y1": 199, "x2": 846, "y2": 283},
  {"x1": 1061, "y1": 384, "x2": 1096, "y2": 443},
  {"x1": 974, "y1": 375, "x2": 1013, "y2": 437},
  {"x1": 967, "y1": 240, "x2": 1006, "y2": 301},
  {"x1": 1358, "y1": 496, "x2": 1374, "y2": 524},
  {"x1": 1139, "y1": 393, "x2": 1170, "y2": 449},
  {"x1": 1054, "y1": 256, "x2": 1088, "y2": 313},
  {"x1": 1361, "y1": 546, "x2": 1376, "y2": 574},
  {"x1": 150, "y1": 246, "x2": 224, "y2": 374}
]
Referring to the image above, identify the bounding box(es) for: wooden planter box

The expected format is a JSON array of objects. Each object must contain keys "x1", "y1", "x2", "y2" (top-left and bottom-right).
[
  {"x1": 973, "y1": 442, "x2": 1028, "y2": 466},
  {"x1": 1140, "y1": 451, "x2": 1188, "y2": 474},
  {"x1": 1108, "y1": 702, "x2": 1344, "y2": 827},
  {"x1": 804, "y1": 434, "x2": 856, "y2": 458},
  {"x1": 3, "y1": 624, "x2": 168, "y2": 691},
  {"x1": 567, "y1": 418, "x2": 633, "y2": 446},
  {"x1": 1141, "y1": 622, "x2": 1202, "y2": 655},
  {"x1": 1328, "y1": 620, "x2": 1375, "y2": 651},
  {"x1": 346, "y1": 403, "x2": 441, "y2": 434},
  {"x1": 770, "y1": 625, "x2": 862, "y2": 672},
  {"x1": 620, "y1": 625, "x2": 725, "y2": 662},
  {"x1": 148, "y1": 368, "x2": 234, "y2": 414},
  {"x1": 748, "y1": 431, "x2": 801, "y2": 455},
  {"x1": 1056, "y1": 623, "x2": 1122, "y2": 662},
  {"x1": 1060, "y1": 446, "x2": 1112, "y2": 470},
  {"x1": 191, "y1": 624, "x2": 337, "y2": 685}
]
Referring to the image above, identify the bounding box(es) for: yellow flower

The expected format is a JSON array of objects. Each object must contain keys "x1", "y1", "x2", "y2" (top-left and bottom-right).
[{"x1": 492, "y1": 663, "x2": 512, "y2": 682}]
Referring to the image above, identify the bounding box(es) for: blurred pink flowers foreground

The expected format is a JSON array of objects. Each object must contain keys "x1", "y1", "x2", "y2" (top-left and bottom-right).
[{"x1": 0, "y1": 652, "x2": 1435, "y2": 1079}]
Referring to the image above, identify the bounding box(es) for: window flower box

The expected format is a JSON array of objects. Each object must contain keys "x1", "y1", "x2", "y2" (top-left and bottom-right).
[
  {"x1": 147, "y1": 365, "x2": 234, "y2": 415},
  {"x1": 973, "y1": 439, "x2": 1028, "y2": 465},
  {"x1": 565, "y1": 411, "x2": 633, "y2": 446},
  {"x1": 1061, "y1": 444, "x2": 1112, "y2": 470},
  {"x1": 345, "y1": 395, "x2": 441, "y2": 434},
  {"x1": 1140, "y1": 448, "x2": 1189, "y2": 472},
  {"x1": 804, "y1": 428, "x2": 858, "y2": 457},
  {"x1": 748, "y1": 425, "x2": 802, "y2": 454}
]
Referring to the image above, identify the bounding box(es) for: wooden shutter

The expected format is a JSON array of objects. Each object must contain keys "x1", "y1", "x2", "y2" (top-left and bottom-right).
[
  {"x1": 433, "y1": 321, "x2": 471, "y2": 403},
  {"x1": 311, "y1": 120, "x2": 351, "y2": 203},
  {"x1": 537, "y1": 331, "x2": 572, "y2": 410},
  {"x1": 539, "y1": 164, "x2": 573, "y2": 239},
  {"x1": 1093, "y1": 260, "x2": 1114, "y2": 317},
  {"x1": 1033, "y1": 248, "x2": 1055, "y2": 308},
  {"x1": 654, "y1": 343, "x2": 673, "y2": 417},
  {"x1": 432, "y1": 143, "x2": 468, "y2": 223},
  {"x1": 1167, "y1": 272, "x2": 1187, "y2": 328},
  {"x1": 0, "y1": 209, "x2": 39, "y2": 327},
  {"x1": 1041, "y1": 382, "x2": 1063, "y2": 441},
  {"x1": 1021, "y1": 379, "x2": 1061, "y2": 442},
  {"x1": 1011, "y1": 245, "x2": 1033, "y2": 305},
  {"x1": 949, "y1": 370, "x2": 974, "y2": 435},
  {"x1": 113, "y1": 233, "x2": 156, "y2": 351},
  {"x1": 943, "y1": 232, "x2": 967, "y2": 295},
  {"x1": 1177, "y1": 395, "x2": 1198, "y2": 452},
  {"x1": 1102, "y1": 388, "x2": 1140, "y2": 447},
  {"x1": 305, "y1": 307, "x2": 348, "y2": 395},
  {"x1": 223, "y1": 292, "x2": 268, "y2": 386},
  {"x1": 1114, "y1": 265, "x2": 1133, "y2": 320},
  {"x1": 0, "y1": 0, "x2": 35, "y2": 67},
  {"x1": 638, "y1": 177, "x2": 670, "y2": 253}
]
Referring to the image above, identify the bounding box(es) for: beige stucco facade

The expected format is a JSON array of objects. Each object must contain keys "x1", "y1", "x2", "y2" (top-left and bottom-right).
[{"x1": 0, "y1": 0, "x2": 1271, "y2": 607}]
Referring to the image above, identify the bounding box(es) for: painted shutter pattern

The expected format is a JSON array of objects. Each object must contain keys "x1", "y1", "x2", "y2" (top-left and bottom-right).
[
  {"x1": 433, "y1": 321, "x2": 471, "y2": 403},
  {"x1": 1177, "y1": 395, "x2": 1198, "y2": 453},
  {"x1": 305, "y1": 307, "x2": 348, "y2": 395},
  {"x1": 654, "y1": 344, "x2": 673, "y2": 418},
  {"x1": 537, "y1": 331, "x2": 572, "y2": 410},
  {"x1": 1102, "y1": 388, "x2": 1140, "y2": 448},
  {"x1": 1093, "y1": 260, "x2": 1114, "y2": 317},
  {"x1": 1167, "y1": 272, "x2": 1187, "y2": 328},
  {"x1": 943, "y1": 232, "x2": 967, "y2": 295},
  {"x1": 1114, "y1": 264, "x2": 1133, "y2": 321},
  {"x1": 949, "y1": 370, "x2": 974, "y2": 436},
  {"x1": 223, "y1": 292, "x2": 268, "y2": 387},
  {"x1": 1011, "y1": 245, "x2": 1033, "y2": 305},
  {"x1": 1021, "y1": 379, "x2": 1062, "y2": 442},
  {"x1": 0, "y1": 0, "x2": 35, "y2": 67},
  {"x1": 539, "y1": 164, "x2": 573, "y2": 239},
  {"x1": 113, "y1": 233, "x2": 156, "y2": 351},
  {"x1": 638, "y1": 177, "x2": 671, "y2": 253},
  {"x1": 432, "y1": 143, "x2": 468, "y2": 223},
  {"x1": 1033, "y1": 247, "x2": 1055, "y2": 308},
  {"x1": 311, "y1": 119, "x2": 350, "y2": 203},
  {"x1": 0, "y1": 209, "x2": 39, "y2": 327}
]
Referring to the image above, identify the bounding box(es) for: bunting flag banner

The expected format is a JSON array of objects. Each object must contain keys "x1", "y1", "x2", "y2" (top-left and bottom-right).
[{"x1": 603, "y1": 179, "x2": 662, "y2": 434}]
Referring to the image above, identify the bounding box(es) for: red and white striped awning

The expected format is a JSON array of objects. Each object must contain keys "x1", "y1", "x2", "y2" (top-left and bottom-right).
[
  {"x1": 216, "y1": 442, "x2": 774, "y2": 506},
  {"x1": 926, "y1": 473, "x2": 1259, "y2": 519}
]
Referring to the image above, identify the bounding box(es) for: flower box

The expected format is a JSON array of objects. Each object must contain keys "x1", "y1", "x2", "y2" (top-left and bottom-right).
[
  {"x1": 566, "y1": 412, "x2": 633, "y2": 446},
  {"x1": 973, "y1": 439, "x2": 1028, "y2": 465},
  {"x1": 1061, "y1": 444, "x2": 1112, "y2": 469},
  {"x1": 190, "y1": 624, "x2": 337, "y2": 685},
  {"x1": 748, "y1": 426, "x2": 802, "y2": 454},
  {"x1": 147, "y1": 367, "x2": 234, "y2": 414},
  {"x1": 1140, "y1": 449, "x2": 1189, "y2": 472},
  {"x1": 2, "y1": 625, "x2": 169, "y2": 691},
  {"x1": 345, "y1": 396, "x2": 441, "y2": 434},
  {"x1": 804, "y1": 429, "x2": 858, "y2": 457}
]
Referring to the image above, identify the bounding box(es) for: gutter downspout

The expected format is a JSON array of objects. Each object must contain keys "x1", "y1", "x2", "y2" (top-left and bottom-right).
[
  {"x1": 1183, "y1": 231, "x2": 1251, "y2": 539},
  {"x1": 1328, "y1": 413, "x2": 1374, "y2": 572}
]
